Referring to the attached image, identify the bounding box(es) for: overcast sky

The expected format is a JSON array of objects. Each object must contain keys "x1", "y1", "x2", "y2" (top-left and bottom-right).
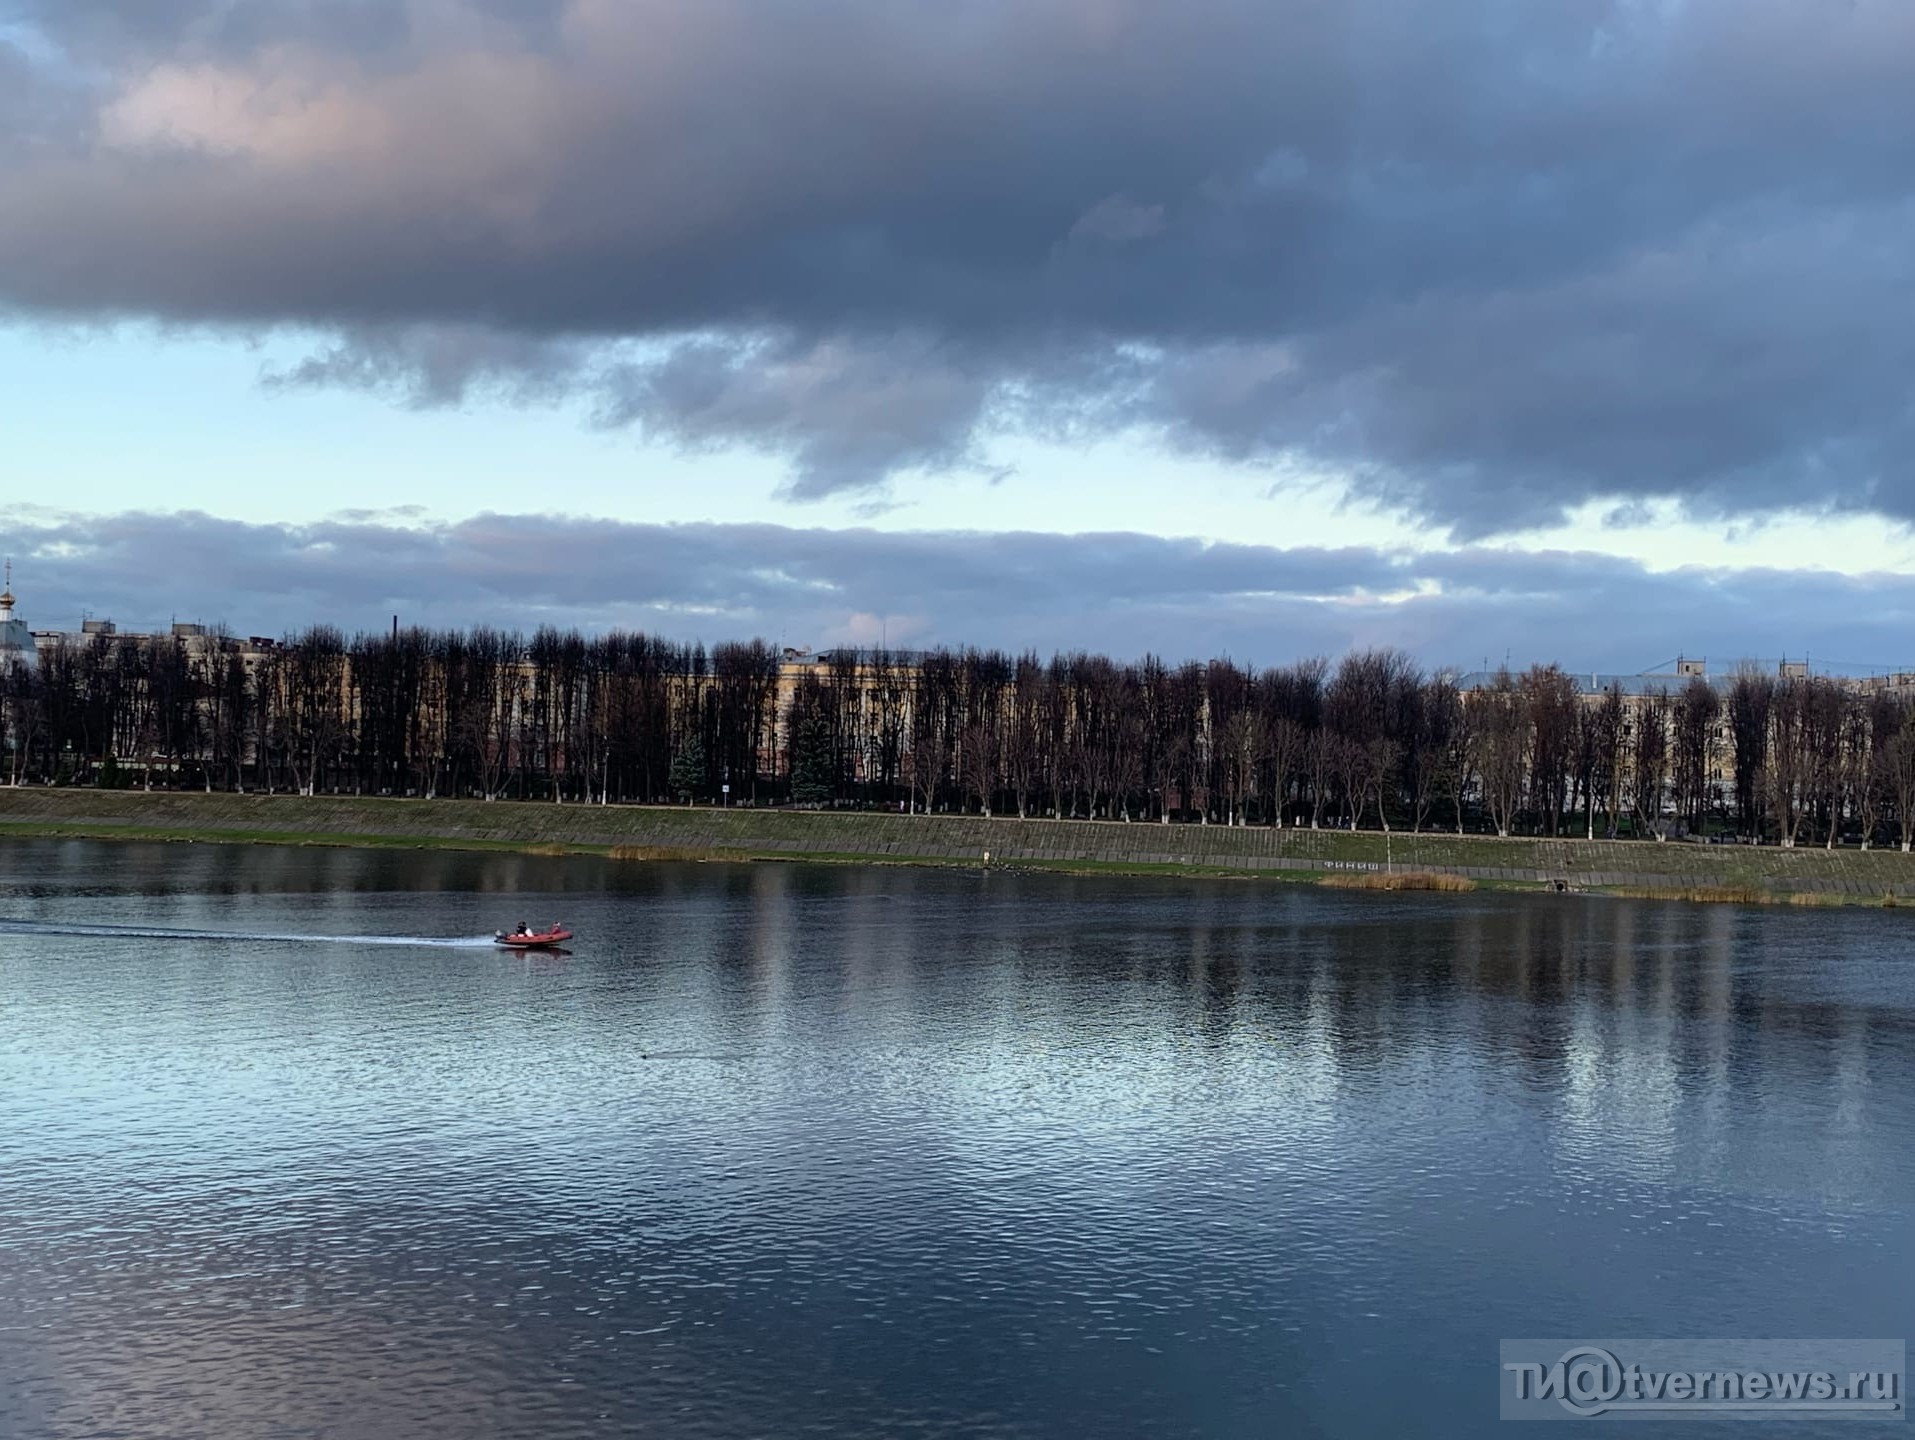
[{"x1": 3, "y1": 0, "x2": 1912, "y2": 671}]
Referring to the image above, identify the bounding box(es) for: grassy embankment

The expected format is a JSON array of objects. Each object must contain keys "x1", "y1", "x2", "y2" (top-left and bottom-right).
[{"x1": 0, "y1": 789, "x2": 1911, "y2": 905}]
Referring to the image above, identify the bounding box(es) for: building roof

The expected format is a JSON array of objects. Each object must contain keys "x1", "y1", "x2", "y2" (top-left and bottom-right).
[
  {"x1": 1455, "y1": 666, "x2": 1915, "y2": 697},
  {"x1": 1456, "y1": 670, "x2": 1740, "y2": 698}
]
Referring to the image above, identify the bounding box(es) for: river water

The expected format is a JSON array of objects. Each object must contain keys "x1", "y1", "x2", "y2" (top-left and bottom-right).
[{"x1": 0, "y1": 839, "x2": 1909, "y2": 1438}]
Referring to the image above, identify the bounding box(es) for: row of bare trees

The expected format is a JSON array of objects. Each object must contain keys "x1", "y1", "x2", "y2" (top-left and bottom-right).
[
  {"x1": 0, "y1": 626, "x2": 783, "y2": 804},
  {"x1": 1465, "y1": 667, "x2": 1915, "y2": 849},
  {"x1": 7, "y1": 627, "x2": 1915, "y2": 845}
]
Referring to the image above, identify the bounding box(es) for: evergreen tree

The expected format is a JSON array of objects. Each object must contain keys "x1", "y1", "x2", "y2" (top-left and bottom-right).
[
  {"x1": 789, "y1": 707, "x2": 836, "y2": 805},
  {"x1": 668, "y1": 734, "x2": 706, "y2": 804}
]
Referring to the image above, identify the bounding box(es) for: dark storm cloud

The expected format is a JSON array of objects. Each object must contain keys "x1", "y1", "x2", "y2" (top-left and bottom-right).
[
  {"x1": 3, "y1": 0, "x2": 1914, "y2": 527},
  {"x1": 6, "y1": 510, "x2": 1912, "y2": 673},
  {"x1": 591, "y1": 334, "x2": 1003, "y2": 499}
]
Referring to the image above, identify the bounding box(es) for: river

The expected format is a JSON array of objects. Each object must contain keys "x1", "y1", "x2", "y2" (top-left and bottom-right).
[{"x1": 1, "y1": 839, "x2": 1909, "y2": 1437}]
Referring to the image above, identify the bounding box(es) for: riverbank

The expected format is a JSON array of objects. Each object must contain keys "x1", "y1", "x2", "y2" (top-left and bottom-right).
[{"x1": 2, "y1": 789, "x2": 1912, "y2": 904}]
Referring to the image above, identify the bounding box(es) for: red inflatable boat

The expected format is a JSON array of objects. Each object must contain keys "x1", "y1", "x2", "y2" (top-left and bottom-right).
[{"x1": 495, "y1": 925, "x2": 573, "y2": 948}]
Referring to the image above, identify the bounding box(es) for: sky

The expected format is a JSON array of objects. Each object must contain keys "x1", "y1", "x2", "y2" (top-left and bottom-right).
[{"x1": 3, "y1": 0, "x2": 1914, "y2": 672}]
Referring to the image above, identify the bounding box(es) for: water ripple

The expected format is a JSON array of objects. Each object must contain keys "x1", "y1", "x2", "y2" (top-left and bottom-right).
[{"x1": 1, "y1": 840, "x2": 1910, "y2": 1438}]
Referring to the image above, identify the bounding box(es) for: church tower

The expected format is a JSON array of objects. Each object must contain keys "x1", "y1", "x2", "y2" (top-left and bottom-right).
[{"x1": 0, "y1": 561, "x2": 37, "y2": 670}]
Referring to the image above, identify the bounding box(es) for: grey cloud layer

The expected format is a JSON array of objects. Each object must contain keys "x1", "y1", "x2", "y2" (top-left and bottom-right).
[
  {"x1": 7, "y1": 510, "x2": 1910, "y2": 674},
  {"x1": 4, "y1": 1, "x2": 1913, "y2": 527}
]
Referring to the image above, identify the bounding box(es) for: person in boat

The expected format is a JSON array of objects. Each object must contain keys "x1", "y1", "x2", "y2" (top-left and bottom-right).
[{"x1": 515, "y1": 921, "x2": 530, "y2": 936}]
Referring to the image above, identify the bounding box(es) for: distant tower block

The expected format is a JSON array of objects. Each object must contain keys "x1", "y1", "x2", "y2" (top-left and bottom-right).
[{"x1": 1676, "y1": 656, "x2": 1706, "y2": 677}]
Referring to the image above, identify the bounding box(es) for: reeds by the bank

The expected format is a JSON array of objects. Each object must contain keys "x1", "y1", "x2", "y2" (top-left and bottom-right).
[
  {"x1": 610, "y1": 844, "x2": 713, "y2": 862},
  {"x1": 1614, "y1": 884, "x2": 1903, "y2": 908},
  {"x1": 1611, "y1": 883, "x2": 1770, "y2": 904},
  {"x1": 1320, "y1": 871, "x2": 1476, "y2": 892}
]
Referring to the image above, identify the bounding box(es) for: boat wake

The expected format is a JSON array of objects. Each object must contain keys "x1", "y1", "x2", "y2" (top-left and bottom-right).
[
  {"x1": 0, "y1": 918, "x2": 497, "y2": 948},
  {"x1": 639, "y1": 1050, "x2": 748, "y2": 1061}
]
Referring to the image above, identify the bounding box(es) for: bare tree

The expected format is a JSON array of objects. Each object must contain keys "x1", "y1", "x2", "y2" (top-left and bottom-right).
[
  {"x1": 1365, "y1": 737, "x2": 1402, "y2": 832},
  {"x1": 1, "y1": 658, "x2": 39, "y2": 786},
  {"x1": 1442, "y1": 697, "x2": 1478, "y2": 836},
  {"x1": 1630, "y1": 693, "x2": 1670, "y2": 840},
  {"x1": 1520, "y1": 665, "x2": 1579, "y2": 835},
  {"x1": 1004, "y1": 652, "x2": 1046, "y2": 819},
  {"x1": 1883, "y1": 716, "x2": 1915, "y2": 852},
  {"x1": 1726, "y1": 669, "x2": 1771, "y2": 839},
  {"x1": 1671, "y1": 676, "x2": 1722, "y2": 835},
  {"x1": 1262, "y1": 716, "x2": 1306, "y2": 829},
  {"x1": 1218, "y1": 707, "x2": 1260, "y2": 826},
  {"x1": 958, "y1": 717, "x2": 1000, "y2": 817},
  {"x1": 1805, "y1": 679, "x2": 1848, "y2": 848},
  {"x1": 1406, "y1": 676, "x2": 1457, "y2": 833},
  {"x1": 1261, "y1": 658, "x2": 1324, "y2": 828},
  {"x1": 1472, "y1": 671, "x2": 1529, "y2": 837},
  {"x1": 1571, "y1": 703, "x2": 1600, "y2": 839},
  {"x1": 1858, "y1": 693, "x2": 1901, "y2": 850},
  {"x1": 907, "y1": 651, "x2": 956, "y2": 814},
  {"x1": 1306, "y1": 729, "x2": 1335, "y2": 829},
  {"x1": 1764, "y1": 680, "x2": 1810, "y2": 848}
]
